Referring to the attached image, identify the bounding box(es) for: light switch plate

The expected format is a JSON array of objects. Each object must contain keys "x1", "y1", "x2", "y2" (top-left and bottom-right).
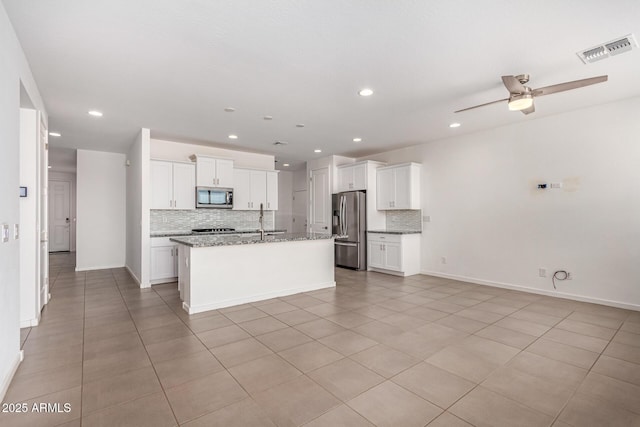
[{"x1": 2, "y1": 224, "x2": 9, "y2": 243}]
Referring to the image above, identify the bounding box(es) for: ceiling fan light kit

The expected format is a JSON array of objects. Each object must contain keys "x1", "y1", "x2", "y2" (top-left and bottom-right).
[{"x1": 508, "y1": 93, "x2": 533, "y2": 111}]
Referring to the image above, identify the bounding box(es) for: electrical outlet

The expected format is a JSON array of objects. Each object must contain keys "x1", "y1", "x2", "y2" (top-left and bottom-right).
[
  {"x1": 441, "y1": 256, "x2": 447, "y2": 264},
  {"x1": 538, "y1": 268, "x2": 547, "y2": 277},
  {"x1": 163, "y1": 216, "x2": 168, "y2": 223}
]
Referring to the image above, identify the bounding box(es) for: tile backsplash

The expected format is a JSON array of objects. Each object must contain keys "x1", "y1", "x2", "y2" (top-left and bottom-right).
[
  {"x1": 151, "y1": 209, "x2": 275, "y2": 232},
  {"x1": 386, "y1": 209, "x2": 422, "y2": 231}
]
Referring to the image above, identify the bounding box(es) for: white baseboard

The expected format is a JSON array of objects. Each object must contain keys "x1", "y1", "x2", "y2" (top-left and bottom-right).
[
  {"x1": 0, "y1": 350, "x2": 23, "y2": 403},
  {"x1": 75, "y1": 263, "x2": 125, "y2": 272},
  {"x1": 125, "y1": 265, "x2": 141, "y2": 286},
  {"x1": 421, "y1": 270, "x2": 640, "y2": 312},
  {"x1": 20, "y1": 317, "x2": 39, "y2": 328},
  {"x1": 183, "y1": 281, "x2": 336, "y2": 314}
]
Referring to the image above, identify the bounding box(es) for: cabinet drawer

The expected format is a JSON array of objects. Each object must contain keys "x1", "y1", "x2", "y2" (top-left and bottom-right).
[{"x1": 367, "y1": 233, "x2": 401, "y2": 243}]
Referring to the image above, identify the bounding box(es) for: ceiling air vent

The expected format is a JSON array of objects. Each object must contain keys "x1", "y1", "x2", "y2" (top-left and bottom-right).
[{"x1": 577, "y1": 34, "x2": 637, "y2": 64}]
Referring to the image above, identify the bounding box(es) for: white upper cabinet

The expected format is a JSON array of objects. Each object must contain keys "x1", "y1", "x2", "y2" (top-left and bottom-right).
[
  {"x1": 266, "y1": 171, "x2": 278, "y2": 210},
  {"x1": 194, "y1": 155, "x2": 234, "y2": 187},
  {"x1": 337, "y1": 161, "x2": 369, "y2": 192},
  {"x1": 150, "y1": 160, "x2": 195, "y2": 210},
  {"x1": 172, "y1": 162, "x2": 196, "y2": 209},
  {"x1": 233, "y1": 168, "x2": 278, "y2": 210},
  {"x1": 376, "y1": 163, "x2": 421, "y2": 210}
]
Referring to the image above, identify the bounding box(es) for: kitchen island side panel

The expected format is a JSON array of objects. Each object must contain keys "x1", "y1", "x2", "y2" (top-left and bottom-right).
[{"x1": 181, "y1": 238, "x2": 335, "y2": 313}]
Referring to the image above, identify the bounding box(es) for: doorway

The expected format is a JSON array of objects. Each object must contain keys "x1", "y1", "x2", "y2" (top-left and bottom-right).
[
  {"x1": 292, "y1": 190, "x2": 307, "y2": 233},
  {"x1": 310, "y1": 167, "x2": 330, "y2": 233},
  {"x1": 49, "y1": 180, "x2": 71, "y2": 252}
]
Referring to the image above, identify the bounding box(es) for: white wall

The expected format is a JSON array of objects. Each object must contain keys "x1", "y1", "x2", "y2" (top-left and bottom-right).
[
  {"x1": 151, "y1": 138, "x2": 275, "y2": 170},
  {"x1": 49, "y1": 171, "x2": 77, "y2": 252},
  {"x1": 76, "y1": 150, "x2": 127, "y2": 271},
  {"x1": 275, "y1": 171, "x2": 293, "y2": 232},
  {"x1": 0, "y1": 1, "x2": 48, "y2": 402},
  {"x1": 362, "y1": 98, "x2": 640, "y2": 309},
  {"x1": 125, "y1": 129, "x2": 150, "y2": 285}
]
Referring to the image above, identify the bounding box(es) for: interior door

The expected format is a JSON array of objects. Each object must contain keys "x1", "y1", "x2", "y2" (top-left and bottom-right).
[
  {"x1": 292, "y1": 190, "x2": 307, "y2": 233},
  {"x1": 310, "y1": 167, "x2": 330, "y2": 233},
  {"x1": 49, "y1": 180, "x2": 70, "y2": 252},
  {"x1": 39, "y1": 115, "x2": 49, "y2": 309}
]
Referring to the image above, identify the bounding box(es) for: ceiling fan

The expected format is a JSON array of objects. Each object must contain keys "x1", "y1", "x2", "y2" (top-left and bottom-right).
[{"x1": 455, "y1": 74, "x2": 608, "y2": 115}]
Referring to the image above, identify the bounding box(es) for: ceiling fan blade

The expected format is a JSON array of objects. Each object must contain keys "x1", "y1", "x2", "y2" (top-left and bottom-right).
[
  {"x1": 520, "y1": 103, "x2": 535, "y2": 115},
  {"x1": 454, "y1": 97, "x2": 509, "y2": 113},
  {"x1": 532, "y1": 75, "x2": 608, "y2": 97},
  {"x1": 502, "y1": 75, "x2": 526, "y2": 93}
]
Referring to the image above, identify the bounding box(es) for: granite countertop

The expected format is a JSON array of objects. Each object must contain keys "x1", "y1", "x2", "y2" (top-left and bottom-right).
[
  {"x1": 367, "y1": 229, "x2": 422, "y2": 235},
  {"x1": 151, "y1": 229, "x2": 287, "y2": 238},
  {"x1": 169, "y1": 232, "x2": 334, "y2": 248}
]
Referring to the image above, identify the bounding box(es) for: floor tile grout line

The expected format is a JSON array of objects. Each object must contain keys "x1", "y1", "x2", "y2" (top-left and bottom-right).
[
  {"x1": 94, "y1": 269, "x2": 181, "y2": 426},
  {"x1": 548, "y1": 318, "x2": 629, "y2": 427}
]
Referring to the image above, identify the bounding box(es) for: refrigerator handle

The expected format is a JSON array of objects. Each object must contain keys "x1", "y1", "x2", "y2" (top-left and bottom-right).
[
  {"x1": 339, "y1": 196, "x2": 344, "y2": 235},
  {"x1": 342, "y1": 196, "x2": 347, "y2": 236}
]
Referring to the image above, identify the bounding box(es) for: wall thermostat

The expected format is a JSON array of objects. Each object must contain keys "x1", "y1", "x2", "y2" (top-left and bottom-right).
[{"x1": 19, "y1": 187, "x2": 27, "y2": 197}]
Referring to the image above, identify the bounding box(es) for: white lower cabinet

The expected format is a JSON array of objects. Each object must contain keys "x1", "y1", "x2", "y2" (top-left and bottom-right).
[
  {"x1": 367, "y1": 232, "x2": 420, "y2": 276},
  {"x1": 150, "y1": 237, "x2": 179, "y2": 283}
]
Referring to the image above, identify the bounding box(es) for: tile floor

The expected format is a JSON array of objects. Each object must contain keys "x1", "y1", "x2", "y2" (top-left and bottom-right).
[{"x1": 2, "y1": 252, "x2": 640, "y2": 426}]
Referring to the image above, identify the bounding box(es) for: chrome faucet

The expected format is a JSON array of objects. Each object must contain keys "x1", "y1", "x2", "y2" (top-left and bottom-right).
[{"x1": 259, "y1": 203, "x2": 265, "y2": 240}]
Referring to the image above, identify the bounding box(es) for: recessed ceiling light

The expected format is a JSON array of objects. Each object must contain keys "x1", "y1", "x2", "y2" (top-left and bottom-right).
[
  {"x1": 283, "y1": 163, "x2": 290, "y2": 167},
  {"x1": 263, "y1": 115, "x2": 273, "y2": 120},
  {"x1": 353, "y1": 137, "x2": 362, "y2": 142},
  {"x1": 314, "y1": 149, "x2": 322, "y2": 153},
  {"x1": 88, "y1": 110, "x2": 103, "y2": 117},
  {"x1": 224, "y1": 107, "x2": 235, "y2": 112},
  {"x1": 449, "y1": 122, "x2": 461, "y2": 128},
  {"x1": 358, "y1": 88, "x2": 374, "y2": 97},
  {"x1": 49, "y1": 132, "x2": 61, "y2": 137},
  {"x1": 228, "y1": 134, "x2": 238, "y2": 139},
  {"x1": 296, "y1": 124, "x2": 305, "y2": 128}
]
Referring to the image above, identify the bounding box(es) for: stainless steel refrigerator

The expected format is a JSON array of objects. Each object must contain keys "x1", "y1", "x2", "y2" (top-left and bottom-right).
[{"x1": 332, "y1": 191, "x2": 366, "y2": 270}]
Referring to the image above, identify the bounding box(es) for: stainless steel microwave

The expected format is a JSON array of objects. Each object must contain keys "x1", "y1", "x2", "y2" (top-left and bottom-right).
[{"x1": 196, "y1": 187, "x2": 233, "y2": 209}]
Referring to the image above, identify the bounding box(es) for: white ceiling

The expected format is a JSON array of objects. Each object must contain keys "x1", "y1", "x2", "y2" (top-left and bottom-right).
[{"x1": 5, "y1": 0, "x2": 640, "y2": 169}]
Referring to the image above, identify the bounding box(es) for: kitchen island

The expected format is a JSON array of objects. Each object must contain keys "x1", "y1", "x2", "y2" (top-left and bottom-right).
[{"x1": 170, "y1": 233, "x2": 335, "y2": 314}]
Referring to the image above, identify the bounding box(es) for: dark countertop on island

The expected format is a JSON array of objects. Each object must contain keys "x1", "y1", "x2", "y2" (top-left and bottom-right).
[
  {"x1": 367, "y1": 230, "x2": 422, "y2": 235},
  {"x1": 170, "y1": 232, "x2": 334, "y2": 248},
  {"x1": 151, "y1": 229, "x2": 287, "y2": 238}
]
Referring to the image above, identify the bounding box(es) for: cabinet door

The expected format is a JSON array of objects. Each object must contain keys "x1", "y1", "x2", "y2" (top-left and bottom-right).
[
  {"x1": 376, "y1": 168, "x2": 394, "y2": 210},
  {"x1": 216, "y1": 159, "x2": 234, "y2": 188},
  {"x1": 337, "y1": 167, "x2": 353, "y2": 192},
  {"x1": 250, "y1": 170, "x2": 267, "y2": 210},
  {"x1": 233, "y1": 169, "x2": 252, "y2": 210},
  {"x1": 393, "y1": 166, "x2": 411, "y2": 209},
  {"x1": 368, "y1": 240, "x2": 385, "y2": 269},
  {"x1": 266, "y1": 171, "x2": 278, "y2": 210},
  {"x1": 150, "y1": 160, "x2": 173, "y2": 209},
  {"x1": 383, "y1": 242, "x2": 403, "y2": 271},
  {"x1": 352, "y1": 163, "x2": 367, "y2": 190},
  {"x1": 151, "y1": 246, "x2": 177, "y2": 280},
  {"x1": 172, "y1": 163, "x2": 196, "y2": 209},
  {"x1": 196, "y1": 157, "x2": 217, "y2": 187}
]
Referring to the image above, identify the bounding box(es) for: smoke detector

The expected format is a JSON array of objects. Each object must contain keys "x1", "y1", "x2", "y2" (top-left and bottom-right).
[{"x1": 577, "y1": 34, "x2": 637, "y2": 64}]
